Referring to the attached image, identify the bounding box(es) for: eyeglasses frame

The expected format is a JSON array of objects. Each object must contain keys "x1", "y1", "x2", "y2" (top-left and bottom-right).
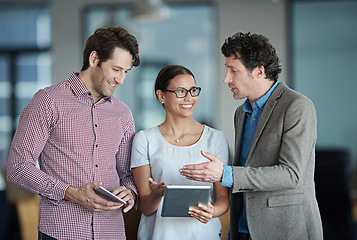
[{"x1": 163, "y1": 86, "x2": 202, "y2": 98}]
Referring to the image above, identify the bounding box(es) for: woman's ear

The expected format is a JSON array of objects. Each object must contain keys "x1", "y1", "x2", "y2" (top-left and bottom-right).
[{"x1": 156, "y1": 89, "x2": 165, "y2": 103}]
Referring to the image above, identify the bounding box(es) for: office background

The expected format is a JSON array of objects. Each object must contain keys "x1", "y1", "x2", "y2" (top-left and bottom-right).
[{"x1": 1, "y1": 0, "x2": 357, "y2": 239}]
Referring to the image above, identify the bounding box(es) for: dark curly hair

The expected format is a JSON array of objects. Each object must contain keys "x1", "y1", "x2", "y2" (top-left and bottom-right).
[
  {"x1": 221, "y1": 32, "x2": 281, "y2": 81},
  {"x1": 81, "y1": 26, "x2": 140, "y2": 71}
]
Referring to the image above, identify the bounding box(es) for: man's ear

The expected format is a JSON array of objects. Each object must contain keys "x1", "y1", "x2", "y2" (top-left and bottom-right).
[
  {"x1": 253, "y1": 66, "x2": 266, "y2": 79},
  {"x1": 89, "y1": 51, "x2": 99, "y2": 67}
]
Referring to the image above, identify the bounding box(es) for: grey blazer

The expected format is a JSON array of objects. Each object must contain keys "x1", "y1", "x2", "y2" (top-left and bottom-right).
[{"x1": 229, "y1": 82, "x2": 323, "y2": 240}]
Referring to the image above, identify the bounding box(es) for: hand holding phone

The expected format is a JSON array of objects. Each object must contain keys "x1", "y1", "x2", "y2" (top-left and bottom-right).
[{"x1": 94, "y1": 186, "x2": 127, "y2": 205}]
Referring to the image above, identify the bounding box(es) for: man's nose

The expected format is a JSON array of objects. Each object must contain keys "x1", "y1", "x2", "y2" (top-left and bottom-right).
[
  {"x1": 115, "y1": 72, "x2": 126, "y2": 85},
  {"x1": 223, "y1": 73, "x2": 231, "y2": 83}
]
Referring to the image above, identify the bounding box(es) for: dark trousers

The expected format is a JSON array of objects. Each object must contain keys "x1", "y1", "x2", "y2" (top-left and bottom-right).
[
  {"x1": 238, "y1": 232, "x2": 251, "y2": 240},
  {"x1": 38, "y1": 232, "x2": 57, "y2": 240}
]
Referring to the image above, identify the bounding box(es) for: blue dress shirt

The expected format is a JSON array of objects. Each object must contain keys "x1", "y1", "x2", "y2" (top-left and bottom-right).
[{"x1": 221, "y1": 80, "x2": 280, "y2": 234}]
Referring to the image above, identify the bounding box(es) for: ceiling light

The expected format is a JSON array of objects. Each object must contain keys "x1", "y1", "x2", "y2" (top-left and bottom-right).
[{"x1": 130, "y1": 0, "x2": 172, "y2": 23}]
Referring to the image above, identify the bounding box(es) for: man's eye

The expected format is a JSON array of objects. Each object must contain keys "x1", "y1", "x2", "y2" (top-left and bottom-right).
[
  {"x1": 176, "y1": 90, "x2": 184, "y2": 94},
  {"x1": 114, "y1": 68, "x2": 126, "y2": 73}
]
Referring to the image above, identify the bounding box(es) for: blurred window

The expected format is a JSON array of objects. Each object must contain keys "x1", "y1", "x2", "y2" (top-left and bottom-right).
[
  {"x1": 291, "y1": 0, "x2": 357, "y2": 164},
  {"x1": 0, "y1": 4, "x2": 52, "y2": 172},
  {"x1": 84, "y1": 2, "x2": 218, "y2": 131}
]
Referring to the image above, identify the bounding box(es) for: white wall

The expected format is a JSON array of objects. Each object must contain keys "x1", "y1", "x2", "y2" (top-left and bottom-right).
[{"x1": 216, "y1": 0, "x2": 288, "y2": 151}]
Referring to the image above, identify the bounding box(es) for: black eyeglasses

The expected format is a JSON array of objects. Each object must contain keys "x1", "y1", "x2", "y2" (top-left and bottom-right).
[{"x1": 164, "y1": 87, "x2": 202, "y2": 98}]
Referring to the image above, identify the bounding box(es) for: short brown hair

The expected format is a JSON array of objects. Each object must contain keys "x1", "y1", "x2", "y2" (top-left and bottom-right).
[{"x1": 81, "y1": 26, "x2": 140, "y2": 71}]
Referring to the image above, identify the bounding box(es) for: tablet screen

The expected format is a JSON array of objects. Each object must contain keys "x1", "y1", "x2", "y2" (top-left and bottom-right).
[{"x1": 161, "y1": 185, "x2": 211, "y2": 217}]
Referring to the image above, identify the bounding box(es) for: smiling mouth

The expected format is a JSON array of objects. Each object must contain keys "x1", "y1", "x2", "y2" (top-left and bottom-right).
[
  {"x1": 181, "y1": 104, "x2": 193, "y2": 108},
  {"x1": 108, "y1": 82, "x2": 116, "y2": 87}
]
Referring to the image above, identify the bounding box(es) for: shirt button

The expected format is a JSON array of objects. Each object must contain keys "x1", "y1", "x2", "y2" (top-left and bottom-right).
[
  {"x1": 95, "y1": 144, "x2": 98, "y2": 148},
  {"x1": 95, "y1": 124, "x2": 98, "y2": 127},
  {"x1": 95, "y1": 164, "x2": 98, "y2": 167},
  {"x1": 253, "y1": 118, "x2": 256, "y2": 121}
]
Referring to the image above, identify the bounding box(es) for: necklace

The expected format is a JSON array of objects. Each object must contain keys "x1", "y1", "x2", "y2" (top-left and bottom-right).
[{"x1": 159, "y1": 124, "x2": 196, "y2": 143}]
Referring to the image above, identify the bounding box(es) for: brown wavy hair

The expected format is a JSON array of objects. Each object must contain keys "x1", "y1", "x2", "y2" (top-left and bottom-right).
[{"x1": 81, "y1": 26, "x2": 140, "y2": 71}]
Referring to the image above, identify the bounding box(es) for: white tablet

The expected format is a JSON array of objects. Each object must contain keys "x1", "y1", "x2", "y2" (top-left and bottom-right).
[{"x1": 161, "y1": 185, "x2": 211, "y2": 217}]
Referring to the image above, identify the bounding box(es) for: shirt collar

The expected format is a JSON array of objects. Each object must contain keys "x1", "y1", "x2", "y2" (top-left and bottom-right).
[
  {"x1": 243, "y1": 80, "x2": 280, "y2": 113},
  {"x1": 68, "y1": 72, "x2": 113, "y2": 102}
]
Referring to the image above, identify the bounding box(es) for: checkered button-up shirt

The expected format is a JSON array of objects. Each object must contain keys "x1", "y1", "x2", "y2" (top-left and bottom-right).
[{"x1": 7, "y1": 72, "x2": 137, "y2": 239}]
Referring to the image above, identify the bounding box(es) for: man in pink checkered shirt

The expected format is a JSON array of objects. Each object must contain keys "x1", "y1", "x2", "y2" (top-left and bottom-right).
[{"x1": 7, "y1": 26, "x2": 140, "y2": 240}]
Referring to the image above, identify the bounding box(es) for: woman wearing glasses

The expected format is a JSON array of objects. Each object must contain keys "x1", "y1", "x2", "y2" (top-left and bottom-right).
[{"x1": 131, "y1": 65, "x2": 230, "y2": 239}]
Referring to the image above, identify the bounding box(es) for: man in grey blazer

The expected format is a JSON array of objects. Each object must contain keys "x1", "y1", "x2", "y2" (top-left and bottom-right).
[{"x1": 180, "y1": 32, "x2": 323, "y2": 240}]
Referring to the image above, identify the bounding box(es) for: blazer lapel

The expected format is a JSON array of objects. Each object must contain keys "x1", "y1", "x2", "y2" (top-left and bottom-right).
[
  {"x1": 233, "y1": 106, "x2": 245, "y2": 166},
  {"x1": 245, "y1": 82, "x2": 288, "y2": 166}
]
